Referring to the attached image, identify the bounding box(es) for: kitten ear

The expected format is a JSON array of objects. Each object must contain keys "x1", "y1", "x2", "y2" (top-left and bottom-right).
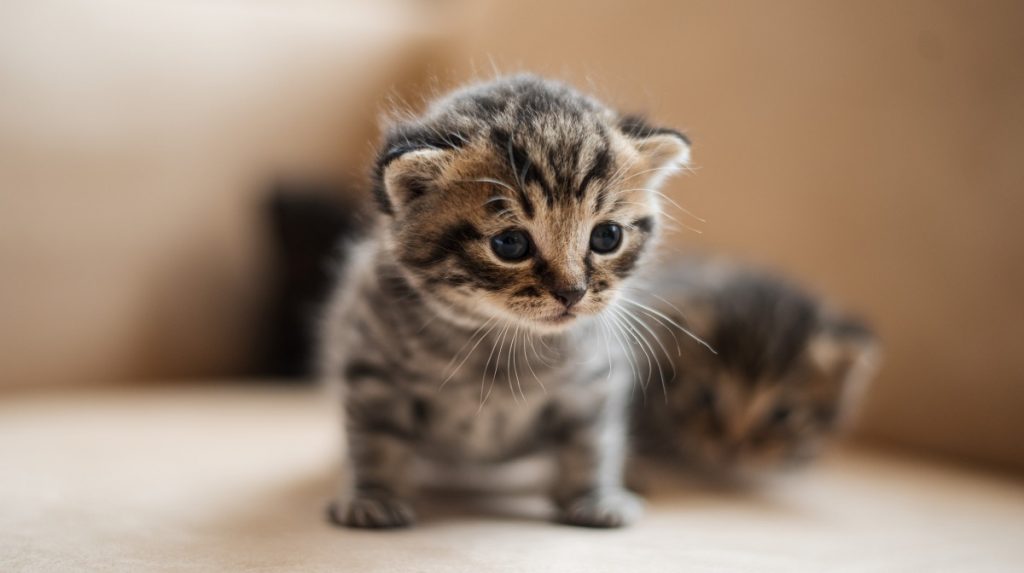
[
  {"x1": 809, "y1": 316, "x2": 882, "y2": 428},
  {"x1": 374, "y1": 145, "x2": 451, "y2": 215},
  {"x1": 617, "y1": 115, "x2": 691, "y2": 186}
]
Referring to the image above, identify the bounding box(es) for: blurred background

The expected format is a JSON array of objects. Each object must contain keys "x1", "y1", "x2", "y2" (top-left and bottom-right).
[{"x1": 2, "y1": 0, "x2": 1022, "y2": 475}]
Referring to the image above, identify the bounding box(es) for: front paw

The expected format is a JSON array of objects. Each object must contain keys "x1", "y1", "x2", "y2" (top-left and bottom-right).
[
  {"x1": 327, "y1": 494, "x2": 416, "y2": 529},
  {"x1": 557, "y1": 488, "x2": 644, "y2": 528}
]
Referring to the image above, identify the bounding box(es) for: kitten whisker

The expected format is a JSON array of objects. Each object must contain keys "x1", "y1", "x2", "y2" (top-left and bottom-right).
[
  {"x1": 597, "y1": 315, "x2": 635, "y2": 401},
  {"x1": 595, "y1": 316, "x2": 614, "y2": 384},
  {"x1": 620, "y1": 287, "x2": 686, "y2": 355},
  {"x1": 537, "y1": 333, "x2": 559, "y2": 360},
  {"x1": 617, "y1": 188, "x2": 706, "y2": 223},
  {"x1": 606, "y1": 154, "x2": 642, "y2": 189},
  {"x1": 609, "y1": 203, "x2": 702, "y2": 235},
  {"x1": 598, "y1": 316, "x2": 632, "y2": 401},
  {"x1": 612, "y1": 305, "x2": 662, "y2": 395},
  {"x1": 634, "y1": 307, "x2": 683, "y2": 356},
  {"x1": 617, "y1": 165, "x2": 679, "y2": 185},
  {"x1": 513, "y1": 325, "x2": 529, "y2": 402},
  {"x1": 622, "y1": 286, "x2": 689, "y2": 323},
  {"x1": 525, "y1": 332, "x2": 553, "y2": 367},
  {"x1": 523, "y1": 331, "x2": 548, "y2": 395},
  {"x1": 480, "y1": 322, "x2": 512, "y2": 411},
  {"x1": 653, "y1": 211, "x2": 703, "y2": 235},
  {"x1": 598, "y1": 314, "x2": 636, "y2": 390},
  {"x1": 619, "y1": 297, "x2": 717, "y2": 355},
  {"x1": 603, "y1": 311, "x2": 646, "y2": 404},
  {"x1": 607, "y1": 307, "x2": 653, "y2": 393},
  {"x1": 617, "y1": 305, "x2": 675, "y2": 402},
  {"x1": 440, "y1": 317, "x2": 498, "y2": 390},
  {"x1": 506, "y1": 324, "x2": 521, "y2": 403},
  {"x1": 616, "y1": 297, "x2": 691, "y2": 345}
]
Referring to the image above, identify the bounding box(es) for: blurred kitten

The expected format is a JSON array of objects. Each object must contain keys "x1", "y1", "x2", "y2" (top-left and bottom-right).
[{"x1": 630, "y1": 258, "x2": 880, "y2": 476}]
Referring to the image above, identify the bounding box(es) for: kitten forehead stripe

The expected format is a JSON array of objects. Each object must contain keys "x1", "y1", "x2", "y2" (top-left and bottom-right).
[
  {"x1": 489, "y1": 128, "x2": 540, "y2": 217},
  {"x1": 578, "y1": 139, "x2": 613, "y2": 203}
]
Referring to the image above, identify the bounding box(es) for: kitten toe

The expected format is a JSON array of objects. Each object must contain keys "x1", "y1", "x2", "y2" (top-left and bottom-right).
[
  {"x1": 327, "y1": 495, "x2": 416, "y2": 529},
  {"x1": 558, "y1": 488, "x2": 644, "y2": 528}
]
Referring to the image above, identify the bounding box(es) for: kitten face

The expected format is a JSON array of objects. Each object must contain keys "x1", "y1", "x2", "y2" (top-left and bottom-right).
[
  {"x1": 672, "y1": 341, "x2": 875, "y2": 472},
  {"x1": 659, "y1": 278, "x2": 880, "y2": 473},
  {"x1": 374, "y1": 76, "x2": 690, "y2": 332}
]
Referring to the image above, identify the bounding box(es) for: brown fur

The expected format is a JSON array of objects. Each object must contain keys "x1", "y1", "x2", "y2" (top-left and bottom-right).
[{"x1": 320, "y1": 75, "x2": 691, "y2": 529}]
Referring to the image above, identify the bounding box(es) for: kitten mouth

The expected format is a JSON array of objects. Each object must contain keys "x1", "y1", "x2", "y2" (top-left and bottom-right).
[{"x1": 540, "y1": 311, "x2": 576, "y2": 325}]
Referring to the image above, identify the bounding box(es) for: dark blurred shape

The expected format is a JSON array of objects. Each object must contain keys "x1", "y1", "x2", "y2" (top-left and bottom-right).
[{"x1": 259, "y1": 180, "x2": 370, "y2": 378}]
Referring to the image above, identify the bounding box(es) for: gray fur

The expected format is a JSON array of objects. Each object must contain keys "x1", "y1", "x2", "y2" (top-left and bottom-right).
[{"x1": 320, "y1": 76, "x2": 685, "y2": 529}]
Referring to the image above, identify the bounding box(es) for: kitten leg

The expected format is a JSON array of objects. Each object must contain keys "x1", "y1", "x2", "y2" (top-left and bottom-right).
[
  {"x1": 552, "y1": 406, "x2": 643, "y2": 528},
  {"x1": 329, "y1": 430, "x2": 417, "y2": 529}
]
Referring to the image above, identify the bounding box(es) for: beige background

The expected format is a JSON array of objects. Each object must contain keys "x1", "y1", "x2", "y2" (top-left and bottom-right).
[
  {"x1": 0, "y1": 0, "x2": 452, "y2": 385},
  {"x1": 1, "y1": 1, "x2": 1022, "y2": 472}
]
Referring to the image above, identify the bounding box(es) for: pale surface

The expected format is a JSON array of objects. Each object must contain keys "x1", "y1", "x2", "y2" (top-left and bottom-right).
[{"x1": 2, "y1": 384, "x2": 1021, "y2": 572}]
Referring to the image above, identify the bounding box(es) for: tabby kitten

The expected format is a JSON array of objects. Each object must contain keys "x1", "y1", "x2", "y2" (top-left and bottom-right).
[
  {"x1": 632, "y1": 258, "x2": 880, "y2": 475},
  {"x1": 319, "y1": 75, "x2": 689, "y2": 528}
]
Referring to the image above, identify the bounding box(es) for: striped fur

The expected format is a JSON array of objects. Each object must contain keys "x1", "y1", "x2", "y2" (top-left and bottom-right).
[{"x1": 320, "y1": 76, "x2": 689, "y2": 528}]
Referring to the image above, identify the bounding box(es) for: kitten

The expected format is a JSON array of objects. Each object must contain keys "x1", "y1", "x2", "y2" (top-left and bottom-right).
[
  {"x1": 319, "y1": 75, "x2": 690, "y2": 528},
  {"x1": 630, "y1": 257, "x2": 880, "y2": 476}
]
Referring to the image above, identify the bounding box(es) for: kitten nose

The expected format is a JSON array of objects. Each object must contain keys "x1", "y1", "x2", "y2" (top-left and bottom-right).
[{"x1": 551, "y1": 287, "x2": 587, "y2": 309}]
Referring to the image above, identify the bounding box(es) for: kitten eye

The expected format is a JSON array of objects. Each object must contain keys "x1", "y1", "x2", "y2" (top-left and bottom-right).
[
  {"x1": 697, "y1": 386, "x2": 716, "y2": 409},
  {"x1": 770, "y1": 404, "x2": 792, "y2": 424},
  {"x1": 490, "y1": 229, "x2": 531, "y2": 261},
  {"x1": 589, "y1": 222, "x2": 622, "y2": 253}
]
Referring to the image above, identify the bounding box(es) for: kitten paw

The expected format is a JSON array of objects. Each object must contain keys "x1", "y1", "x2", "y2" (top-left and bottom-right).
[
  {"x1": 327, "y1": 495, "x2": 416, "y2": 529},
  {"x1": 557, "y1": 488, "x2": 644, "y2": 528}
]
